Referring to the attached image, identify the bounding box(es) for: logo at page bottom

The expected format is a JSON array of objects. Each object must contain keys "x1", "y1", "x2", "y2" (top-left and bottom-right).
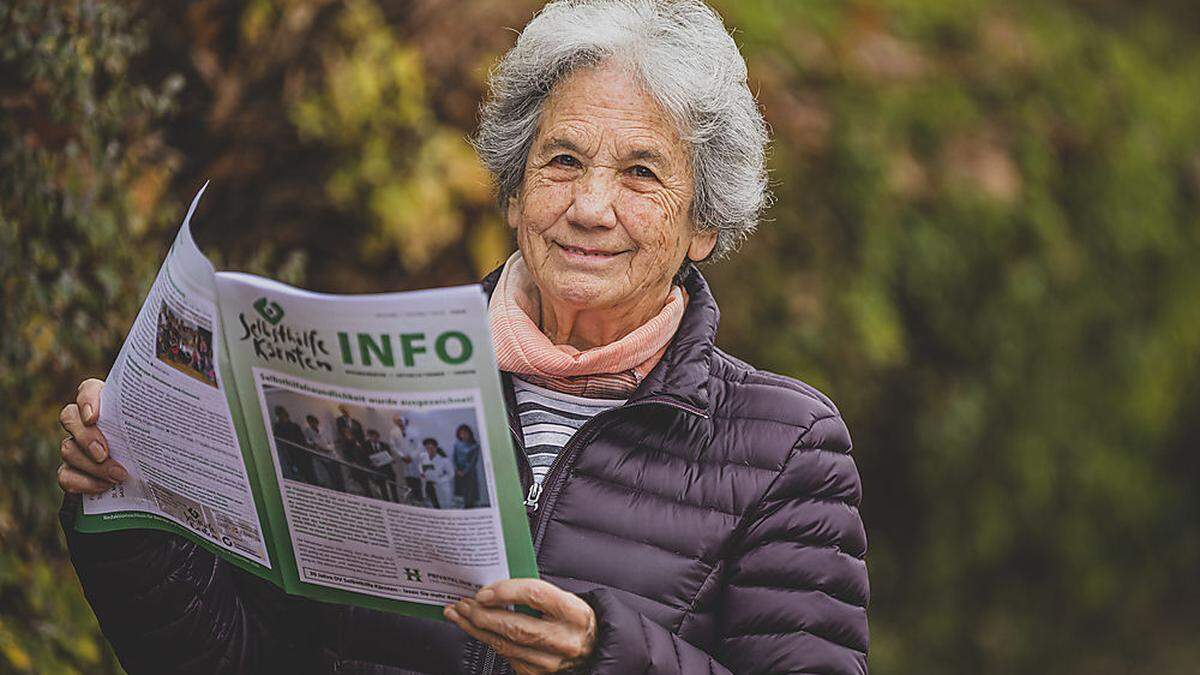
[{"x1": 253, "y1": 297, "x2": 285, "y2": 325}]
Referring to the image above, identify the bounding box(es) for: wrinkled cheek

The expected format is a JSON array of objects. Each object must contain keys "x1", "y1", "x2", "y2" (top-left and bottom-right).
[
  {"x1": 522, "y1": 180, "x2": 573, "y2": 235},
  {"x1": 515, "y1": 181, "x2": 572, "y2": 261},
  {"x1": 618, "y1": 197, "x2": 682, "y2": 266}
]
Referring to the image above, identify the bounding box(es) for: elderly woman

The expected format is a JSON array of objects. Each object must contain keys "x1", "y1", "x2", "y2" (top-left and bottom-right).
[{"x1": 55, "y1": 1, "x2": 868, "y2": 673}]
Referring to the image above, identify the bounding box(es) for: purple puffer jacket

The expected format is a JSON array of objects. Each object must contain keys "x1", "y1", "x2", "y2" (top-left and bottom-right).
[{"x1": 61, "y1": 264, "x2": 869, "y2": 674}]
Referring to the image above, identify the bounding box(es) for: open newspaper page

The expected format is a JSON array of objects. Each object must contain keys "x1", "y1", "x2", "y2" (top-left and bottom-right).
[
  {"x1": 214, "y1": 272, "x2": 536, "y2": 616},
  {"x1": 77, "y1": 185, "x2": 276, "y2": 580}
]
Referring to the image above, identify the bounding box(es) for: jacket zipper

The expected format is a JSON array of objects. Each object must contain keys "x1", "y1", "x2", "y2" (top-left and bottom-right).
[
  {"x1": 523, "y1": 480, "x2": 542, "y2": 510},
  {"x1": 525, "y1": 397, "x2": 707, "y2": 548}
]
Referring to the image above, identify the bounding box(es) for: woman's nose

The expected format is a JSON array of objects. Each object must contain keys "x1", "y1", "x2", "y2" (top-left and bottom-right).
[{"x1": 566, "y1": 169, "x2": 619, "y2": 230}]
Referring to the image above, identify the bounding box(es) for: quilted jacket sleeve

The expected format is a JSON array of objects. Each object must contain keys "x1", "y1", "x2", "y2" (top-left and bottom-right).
[
  {"x1": 580, "y1": 412, "x2": 869, "y2": 675},
  {"x1": 59, "y1": 494, "x2": 313, "y2": 674}
]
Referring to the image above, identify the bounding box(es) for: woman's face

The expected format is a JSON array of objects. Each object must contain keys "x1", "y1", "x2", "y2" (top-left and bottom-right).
[{"x1": 508, "y1": 62, "x2": 716, "y2": 312}]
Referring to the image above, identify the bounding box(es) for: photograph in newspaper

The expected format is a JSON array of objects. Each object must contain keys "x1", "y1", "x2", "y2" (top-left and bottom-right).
[
  {"x1": 254, "y1": 369, "x2": 509, "y2": 606},
  {"x1": 261, "y1": 385, "x2": 491, "y2": 509},
  {"x1": 155, "y1": 301, "x2": 218, "y2": 387}
]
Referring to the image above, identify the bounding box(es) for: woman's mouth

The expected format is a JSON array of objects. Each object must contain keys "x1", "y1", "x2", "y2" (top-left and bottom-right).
[
  {"x1": 557, "y1": 243, "x2": 620, "y2": 258},
  {"x1": 553, "y1": 242, "x2": 628, "y2": 266}
]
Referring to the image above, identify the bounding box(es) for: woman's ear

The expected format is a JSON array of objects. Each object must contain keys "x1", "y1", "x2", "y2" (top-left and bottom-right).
[
  {"x1": 687, "y1": 227, "x2": 718, "y2": 262},
  {"x1": 505, "y1": 193, "x2": 522, "y2": 231}
]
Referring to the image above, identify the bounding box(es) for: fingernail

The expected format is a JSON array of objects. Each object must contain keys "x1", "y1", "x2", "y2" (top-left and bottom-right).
[
  {"x1": 110, "y1": 465, "x2": 128, "y2": 482},
  {"x1": 444, "y1": 606, "x2": 459, "y2": 621},
  {"x1": 88, "y1": 440, "x2": 107, "y2": 462},
  {"x1": 476, "y1": 588, "x2": 495, "y2": 603},
  {"x1": 82, "y1": 403, "x2": 94, "y2": 422}
]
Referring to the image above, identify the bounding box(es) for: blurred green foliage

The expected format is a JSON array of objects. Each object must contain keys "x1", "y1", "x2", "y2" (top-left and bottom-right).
[
  {"x1": 2, "y1": 0, "x2": 1198, "y2": 673},
  {"x1": 1, "y1": 2, "x2": 179, "y2": 670}
]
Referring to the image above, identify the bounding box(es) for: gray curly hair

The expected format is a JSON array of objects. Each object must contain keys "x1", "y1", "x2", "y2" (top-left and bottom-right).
[{"x1": 474, "y1": 0, "x2": 770, "y2": 260}]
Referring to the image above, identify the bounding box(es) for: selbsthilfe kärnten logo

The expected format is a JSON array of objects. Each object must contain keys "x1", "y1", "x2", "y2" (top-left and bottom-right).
[{"x1": 253, "y1": 297, "x2": 284, "y2": 325}]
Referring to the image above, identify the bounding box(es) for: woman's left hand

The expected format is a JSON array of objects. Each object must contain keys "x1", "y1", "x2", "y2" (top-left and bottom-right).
[{"x1": 445, "y1": 578, "x2": 596, "y2": 674}]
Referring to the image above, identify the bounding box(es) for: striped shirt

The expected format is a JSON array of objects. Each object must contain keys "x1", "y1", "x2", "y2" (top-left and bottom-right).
[{"x1": 512, "y1": 377, "x2": 625, "y2": 489}]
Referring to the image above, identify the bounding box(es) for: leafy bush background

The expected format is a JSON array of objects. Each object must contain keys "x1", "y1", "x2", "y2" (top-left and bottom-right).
[{"x1": 2, "y1": 1, "x2": 1198, "y2": 672}]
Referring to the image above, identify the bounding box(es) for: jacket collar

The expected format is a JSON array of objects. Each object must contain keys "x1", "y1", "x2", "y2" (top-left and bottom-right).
[{"x1": 479, "y1": 262, "x2": 717, "y2": 415}]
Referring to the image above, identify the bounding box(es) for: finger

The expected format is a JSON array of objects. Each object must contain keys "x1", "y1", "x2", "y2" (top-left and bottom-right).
[
  {"x1": 476, "y1": 579, "x2": 591, "y2": 624},
  {"x1": 58, "y1": 403, "x2": 109, "y2": 462},
  {"x1": 444, "y1": 605, "x2": 562, "y2": 673},
  {"x1": 57, "y1": 463, "x2": 116, "y2": 495},
  {"x1": 506, "y1": 656, "x2": 552, "y2": 675},
  {"x1": 76, "y1": 378, "x2": 105, "y2": 425},
  {"x1": 457, "y1": 598, "x2": 594, "y2": 665},
  {"x1": 61, "y1": 436, "x2": 128, "y2": 483},
  {"x1": 455, "y1": 599, "x2": 562, "y2": 648}
]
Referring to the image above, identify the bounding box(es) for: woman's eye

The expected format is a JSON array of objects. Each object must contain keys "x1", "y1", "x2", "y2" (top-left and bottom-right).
[
  {"x1": 550, "y1": 154, "x2": 580, "y2": 168},
  {"x1": 630, "y1": 165, "x2": 658, "y2": 180}
]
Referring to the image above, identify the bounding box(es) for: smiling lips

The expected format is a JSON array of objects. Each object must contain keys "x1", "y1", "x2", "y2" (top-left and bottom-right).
[{"x1": 555, "y1": 242, "x2": 627, "y2": 260}]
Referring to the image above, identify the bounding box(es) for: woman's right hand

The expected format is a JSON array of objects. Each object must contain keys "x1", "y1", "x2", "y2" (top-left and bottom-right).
[{"x1": 57, "y1": 378, "x2": 128, "y2": 494}]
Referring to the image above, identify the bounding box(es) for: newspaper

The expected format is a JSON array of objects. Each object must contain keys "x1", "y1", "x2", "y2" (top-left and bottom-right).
[{"x1": 75, "y1": 184, "x2": 537, "y2": 617}]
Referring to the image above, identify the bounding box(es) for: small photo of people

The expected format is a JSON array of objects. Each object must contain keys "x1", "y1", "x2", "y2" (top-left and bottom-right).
[
  {"x1": 155, "y1": 301, "x2": 217, "y2": 387},
  {"x1": 261, "y1": 385, "x2": 491, "y2": 510}
]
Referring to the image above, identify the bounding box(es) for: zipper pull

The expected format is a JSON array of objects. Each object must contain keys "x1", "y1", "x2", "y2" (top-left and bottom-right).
[{"x1": 524, "y1": 481, "x2": 542, "y2": 511}]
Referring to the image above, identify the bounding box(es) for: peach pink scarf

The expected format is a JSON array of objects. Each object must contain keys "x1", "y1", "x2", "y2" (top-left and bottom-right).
[{"x1": 488, "y1": 253, "x2": 686, "y2": 398}]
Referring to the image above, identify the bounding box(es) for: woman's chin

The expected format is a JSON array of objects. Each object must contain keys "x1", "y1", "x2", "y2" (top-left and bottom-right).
[{"x1": 540, "y1": 272, "x2": 627, "y2": 311}]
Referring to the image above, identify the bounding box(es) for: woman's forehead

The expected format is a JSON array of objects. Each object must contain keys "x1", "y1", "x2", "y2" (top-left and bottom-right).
[{"x1": 538, "y1": 64, "x2": 684, "y2": 161}]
